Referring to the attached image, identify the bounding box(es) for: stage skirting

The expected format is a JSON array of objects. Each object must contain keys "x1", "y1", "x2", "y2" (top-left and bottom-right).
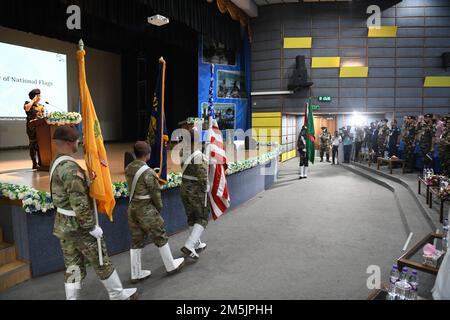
[{"x1": 0, "y1": 158, "x2": 277, "y2": 277}]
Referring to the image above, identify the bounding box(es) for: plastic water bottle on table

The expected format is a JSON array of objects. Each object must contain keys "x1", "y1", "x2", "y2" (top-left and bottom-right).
[
  {"x1": 394, "y1": 267, "x2": 411, "y2": 300},
  {"x1": 407, "y1": 270, "x2": 419, "y2": 300},
  {"x1": 387, "y1": 265, "x2": 400, "y2": 300}
]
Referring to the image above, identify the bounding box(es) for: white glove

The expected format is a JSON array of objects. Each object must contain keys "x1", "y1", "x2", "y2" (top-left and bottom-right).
[{"x1": 89, "y1": 225, "x2": 103, "y2": 239}]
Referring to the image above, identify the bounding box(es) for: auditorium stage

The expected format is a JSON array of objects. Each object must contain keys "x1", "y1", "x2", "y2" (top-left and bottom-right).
[{"x1": 0, "y1": 143, "x2": 273, "y2": 192}]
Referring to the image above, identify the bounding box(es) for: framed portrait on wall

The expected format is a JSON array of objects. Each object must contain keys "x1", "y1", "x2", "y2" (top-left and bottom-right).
[
  {"x1": 216, "y1": 70, "x2": 246, "y2": 99},
  {"x1": 201, "y1": 102, "x2": 236, "y2": 130},
  {"x1": 202, "y1": 37, "x2": 237, "y2": 66}
]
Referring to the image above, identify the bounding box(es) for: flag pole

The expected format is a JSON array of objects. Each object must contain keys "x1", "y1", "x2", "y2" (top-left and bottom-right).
[
  {"x1": 80, "y1": 39, "x2": 103, "y2": 266},
  {"x1": 205, "y1": 64, "x2": 215, "y2": 208},
  {"x1": 93, "y1": 198, "x2": 104, "y2": 266},
  {"x1": 158, "y1": 57, "x2": 166, "y2": 182}
]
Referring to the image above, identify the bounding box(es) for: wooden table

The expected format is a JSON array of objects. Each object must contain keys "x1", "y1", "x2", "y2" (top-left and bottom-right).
[
  {"x1": 418, "y1": 176, "x2": 433, "y2": 205},
  {"x1": 397, "y1": 233, "x2": 443, "y2": 276},
  {"x1": 377, "y1": 157, "x2": 405, "y2": 174},
  {"x1": 428, "y1": 187, "x2": 448, "y2": 223}
]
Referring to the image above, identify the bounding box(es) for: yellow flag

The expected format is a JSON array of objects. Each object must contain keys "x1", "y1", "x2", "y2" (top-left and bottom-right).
[{"x1": 77, "y1": 49, "x2": 116, "y2": 221}]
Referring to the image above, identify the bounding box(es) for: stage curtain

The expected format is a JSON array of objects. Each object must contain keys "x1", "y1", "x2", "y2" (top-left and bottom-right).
[
  {"x1": 0, "y1": 0, "x2": 243, "y2": 52},
  {"x1": 215, "y1": 0, "x2": 251, "y2": 40}
]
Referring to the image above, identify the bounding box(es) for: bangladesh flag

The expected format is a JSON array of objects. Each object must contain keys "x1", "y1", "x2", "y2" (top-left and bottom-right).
[{"x1": 304, "y1": 98, "x2": 316, "y2": 164}]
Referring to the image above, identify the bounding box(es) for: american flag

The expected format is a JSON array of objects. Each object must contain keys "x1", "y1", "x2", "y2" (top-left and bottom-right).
[{"x1": 207, "y1": 64, "x2": 230, "y2": 220}]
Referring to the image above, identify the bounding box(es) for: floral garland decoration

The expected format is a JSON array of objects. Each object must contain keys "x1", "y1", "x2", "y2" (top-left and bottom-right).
[
  {"x1": 1, "y1": 147, "x2": 282, "y2": 212},
  {"x1": 46, "y1": 112, "x2": 82, "y2": 126},
  {"x1": 0, "y1": 183, "x2": 54, "y2": 213},
  {"x1": 185, "y1": 118, "x2": 204, "y2": 125}
]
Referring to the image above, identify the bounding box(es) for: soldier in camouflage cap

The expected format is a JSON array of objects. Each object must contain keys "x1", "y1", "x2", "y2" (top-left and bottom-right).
[
  {"x1": 377, "y1": 119, "x2": 390, "y2": 158},
  {"x1": 179, "y1": 129, "x2": 210, "y2": 260},
  {"x1": 438, "y1": 115, "x2": 450, "y2": 177},
  {"x1": 419, "y1": 114, "x2": 436, "y2": 169},
  {"x1": 125, "y1": 141, "x2": 184, "y2": 282},
  {"x1": 403, "y1": 116, "x2": 417, "y2": 173},
  {"x1": 50, "y1": 126, "x2": 137, "y2": 300},
  {"x1": 319, "y1": 127, "x2": 331, "y2": 163}
]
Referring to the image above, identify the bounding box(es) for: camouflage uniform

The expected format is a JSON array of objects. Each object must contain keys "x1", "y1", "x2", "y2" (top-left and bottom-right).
[
  {"x1": 50, "y1": 155, "x2": 114, "y2": 282},
  {"x1": 180, "y1": 149, "x2": 210, "y2": 229},
  {"x1": 125, "y1": 160, "x2": 168, "y2": 249},
  {"x1": 403, "y1": 122, "x2": 416, "y2": 172},
  {"x1": 419, "y1": 123, "x2": 435, "y2": 168},
  {"x1": 438, "y1": 121, "x2": 450, "y2": 176},
  {"x1": 354, "y1": 127, "x2": 365, "y2": 161},
  {"x1": 319, "y1": 132, "x2": 331, "y2": 162},
  {"x1": 377, "y1": 124, "x2": 389, "y2": 158}
]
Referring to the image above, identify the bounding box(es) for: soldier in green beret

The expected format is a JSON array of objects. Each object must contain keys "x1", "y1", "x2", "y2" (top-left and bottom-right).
[
  {"x1": 179, "y1": 130, "x2": 209, "y2": 260},
  {"x1": 125, "y1": 141, "x2": 184, "y2": 283},
  {"x1": 50, "y1": 126, "x2": 137, "y2": 300}
]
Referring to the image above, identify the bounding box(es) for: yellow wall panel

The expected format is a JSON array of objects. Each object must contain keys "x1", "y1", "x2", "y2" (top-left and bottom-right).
[
  {"x1": 253, "y1": 117, "x2": 282, "y2": 127},
  {"x1": 281, "y1": 150, "x2": 297, "y2": 162},
  {"x1": 340, "y1": 67, "x2": 369, "y2": 78},
  {"x1": 252, "y1": 128, "x2": 282, "y2": 137},
  {"x1": 255, "y1": 136, "x2": 282, "y2": 144},
  {"x1": 368, "y1": 26, "x2": 398, "y2": 38},
  {"x1": 312, "y1": 57, "x2": 341, "y2": 68},
  {"x1": 424, "y1": 76, "x2": 450, "y2": 87},
  {"x1": 284, "y1": 37, "x2": 312, "y2": 49},
  {"x1": 252, "y1": 112, "x2": 282, "y2": 119}
]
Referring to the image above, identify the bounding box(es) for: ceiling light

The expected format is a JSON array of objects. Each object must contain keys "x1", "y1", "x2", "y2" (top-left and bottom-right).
[{"x1": 148, "y1": 15, "x2": 170, "y2": 26}]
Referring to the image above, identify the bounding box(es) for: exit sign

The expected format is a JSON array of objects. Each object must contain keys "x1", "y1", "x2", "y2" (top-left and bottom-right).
[{"x1": 318, "y1": 96, "x2": 332, "y2": 102}]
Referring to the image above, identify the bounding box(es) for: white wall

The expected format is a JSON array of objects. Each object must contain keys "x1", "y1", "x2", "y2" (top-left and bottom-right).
[{"x1": 0, "y1": 27, "x2": 122, "y2": 148}]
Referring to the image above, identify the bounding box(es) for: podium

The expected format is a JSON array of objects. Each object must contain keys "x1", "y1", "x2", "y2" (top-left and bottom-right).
[{"x1": 28, "y1": 119, "x2": 58, "y2": 172}]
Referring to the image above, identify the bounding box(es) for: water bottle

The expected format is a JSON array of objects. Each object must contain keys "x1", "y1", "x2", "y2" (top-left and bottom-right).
[
  {"x1": 387, "y1": 265, "x2": 400, "y2": 299},
  {"x1": 407, "y1": 270, "x2": 419, "y2": 300},
  {"x1": 394, "y1": 267, "x2": 411, "y2": 300},
  {"x1": 443, "y1": 219, "x2": 449, "y2": 251},
  {"x1": 423, "y1": 168, "x2": 427, "y2": 179},
  {"x1": 384, "y1": 150, "x2": 389, "y2": 159}
]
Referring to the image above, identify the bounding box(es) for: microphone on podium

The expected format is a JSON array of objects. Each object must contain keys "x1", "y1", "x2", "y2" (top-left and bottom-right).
[{"x1": 45, "y1": 101, "x2": 66, "y2": 112}]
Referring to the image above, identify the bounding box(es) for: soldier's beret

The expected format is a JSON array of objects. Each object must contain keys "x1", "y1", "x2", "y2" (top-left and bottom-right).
[
  {"x1": 52, "y1": 126, "x2": 80, "y2": 142},
  {"x1": 424, "y1": 114, "x2": 433, "y2": 119},
  {"x1": 28, "y1": 89, "x2": 41, "y2": 100}
]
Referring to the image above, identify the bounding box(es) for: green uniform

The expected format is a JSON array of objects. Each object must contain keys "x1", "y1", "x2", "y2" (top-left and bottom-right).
[
  {"x1": 438, "y1": 128, "x2": 450, "y2": 176},
  {"x1": 419, "y1": 123, "x2": 435, "y2": 167},
  {"x1": 403, "y1": 123, "x2": 416, "y2": 172},
  {"x1": 319, "y1": 132, "x2": 331, "y2": 161},
  {"x1": 125, "y1": 160, "x2": 168, "y2": 249},
  {"x1": 50, "y1": 155, "x2": 114, "y2": 282},
  {"x1": 377, "y1": 125, "x2": 389, "y2": 157},
  {"x1": 180, "y1": 150, "x2": 210, "y2": 229}
]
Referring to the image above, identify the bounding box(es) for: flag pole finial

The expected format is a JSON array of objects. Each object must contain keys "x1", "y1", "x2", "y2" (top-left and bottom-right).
[
  {"x1": 79, "y1": 39, "x2": 84, "y2": 51},
  {"x1": 159, "y1": 56, "x2": 165, "y2": 64}
]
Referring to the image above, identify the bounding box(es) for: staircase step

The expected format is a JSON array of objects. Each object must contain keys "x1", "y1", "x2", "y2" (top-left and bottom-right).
[
  {"x1": 0, "y1": 260, "x2": 31, "y2": 292},
  {"x1": 0, "y1": 242, "x2": 16, "y2": 267}
]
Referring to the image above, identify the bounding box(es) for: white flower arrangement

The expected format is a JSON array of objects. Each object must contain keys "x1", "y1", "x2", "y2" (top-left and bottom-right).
[
  {"x1": 0, "y1": 183, "x2": 54, "y2": 214},
  {"x1": 46, "y1": 112, "x2": 82, "y2": 126},
  {"x1": 112, "y1": 182, "x2": 129, "y2": 198},
  {"x1": 186, "y1": 118, "x2": 204, "y2": 125},
  {"x1": 0, "y1": 147, "x2": 281, "y2": 214}
]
